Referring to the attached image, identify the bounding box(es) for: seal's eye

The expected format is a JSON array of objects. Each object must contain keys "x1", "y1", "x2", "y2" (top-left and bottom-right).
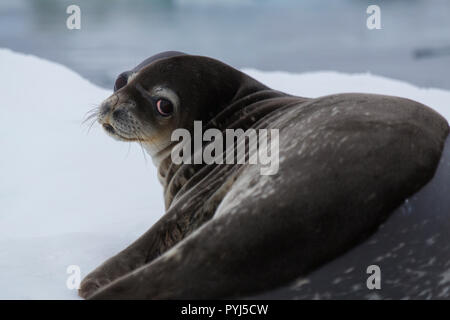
[
  {"x1": 114, "y1": 74, "x2": 128, "y2": 92},
  {"x1": 156, "y1": 98, "x2": 173, "y2": 116}
]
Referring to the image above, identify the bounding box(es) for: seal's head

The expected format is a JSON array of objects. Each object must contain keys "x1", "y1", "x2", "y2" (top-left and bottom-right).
[{"x1": 97, "y1": 51, "x2": 265, "y2": 165}]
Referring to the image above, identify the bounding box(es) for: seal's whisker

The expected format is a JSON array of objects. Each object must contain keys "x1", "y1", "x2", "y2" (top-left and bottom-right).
[
  {"x1": 134, "y1": 127, "x2": 148, "y2": 164},
  {"x1": 82, "y1": 107, "x2": 100, "y2": 125},
  {"x1": 84, "y1": 105, "x2": 100, "y2": 116},
  {"x1": 83, "y1": 113, "x2": 98, "y2": 125},
  {"x1": 81, "y1": 106, "x2": 101, "y2": 134},
  {"x1": 86, "y1": 117, "x2": 98, "y2": 134},
  {"x1": 85, "y1": 106, "x2": 99, "y2": 115},
  {"x1": 137, "y1": 139, "x2": 148, "y2": 164},
  {"x1": 125, "y1": 142, "x2": 132, "y2": 159}
]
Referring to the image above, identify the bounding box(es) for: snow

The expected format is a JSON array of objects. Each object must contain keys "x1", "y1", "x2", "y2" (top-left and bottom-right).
[
  {"x1": 0, "y1": 48, "x2": 449, "y2": 299},
  {"x1": 243, "y1": 68, "x2": 450, "y2": 122}
]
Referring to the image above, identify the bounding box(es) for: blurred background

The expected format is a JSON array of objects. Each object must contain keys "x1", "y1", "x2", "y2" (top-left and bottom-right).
[{"x1": 1, "y1": 0, "x2": 449, "y2": 90}]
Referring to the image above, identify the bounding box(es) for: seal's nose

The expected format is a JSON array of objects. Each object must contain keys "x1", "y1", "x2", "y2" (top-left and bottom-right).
[
  {"x1": 98, "y1": 94, "x2": 120, "y2": 125},
  {"x1": 99, "y1": 94, "x2": 119, "y2": 116},
  {"x1": 99, "y1": 101, "x2": 112, "y2": 117}
]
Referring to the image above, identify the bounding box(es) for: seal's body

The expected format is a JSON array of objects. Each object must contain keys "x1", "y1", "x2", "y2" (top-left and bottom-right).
[{"x1": 79, "y1": 52, "x2": 449, "y2": 299}]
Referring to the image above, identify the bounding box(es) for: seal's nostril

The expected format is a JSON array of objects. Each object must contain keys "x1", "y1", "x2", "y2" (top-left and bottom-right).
[
  {"x1": 103, "y1": 123, "x2": 115, "y2": 134},
  {"x1": 100, "y1": 103, "x2": 111, "y2": 116}
]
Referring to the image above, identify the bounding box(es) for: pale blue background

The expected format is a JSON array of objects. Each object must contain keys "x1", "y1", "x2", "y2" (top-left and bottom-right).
[{"x1": 1, "y1": 0, "x2": 449, "y2": 89}]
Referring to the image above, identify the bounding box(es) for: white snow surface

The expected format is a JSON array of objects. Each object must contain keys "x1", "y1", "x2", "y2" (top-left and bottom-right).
[{"x1": 0, "y1": 48, "x2": 449, "y2": 299}]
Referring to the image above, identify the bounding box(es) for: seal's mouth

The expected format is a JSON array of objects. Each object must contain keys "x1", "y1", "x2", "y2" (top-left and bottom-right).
[
  {"x1": 102, "y1": 123, "x2": 116, "y2": 134},
  {"x1": 102, "y1": 122, "x2": 139, "y2": 142}
]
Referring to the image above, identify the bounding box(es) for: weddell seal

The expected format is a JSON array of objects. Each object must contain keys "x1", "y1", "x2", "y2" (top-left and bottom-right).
[{"x1": 79, "y1": 51, "x2": 450, "y2": 299}]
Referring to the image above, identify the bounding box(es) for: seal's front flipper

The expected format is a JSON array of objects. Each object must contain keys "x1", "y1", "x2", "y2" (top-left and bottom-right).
[
  {"x1": 79, "y1": 202, "x2": 212, "y2": 299},
  {"x1": 78, "y1": 237, "x2": 151, "y2": 299},
  {"x1": 88, "y1": 209, "x2": 289, "y2": 299},
  {"x1": 79, "y1": 207, "x2": 185, "y2": 299}
]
